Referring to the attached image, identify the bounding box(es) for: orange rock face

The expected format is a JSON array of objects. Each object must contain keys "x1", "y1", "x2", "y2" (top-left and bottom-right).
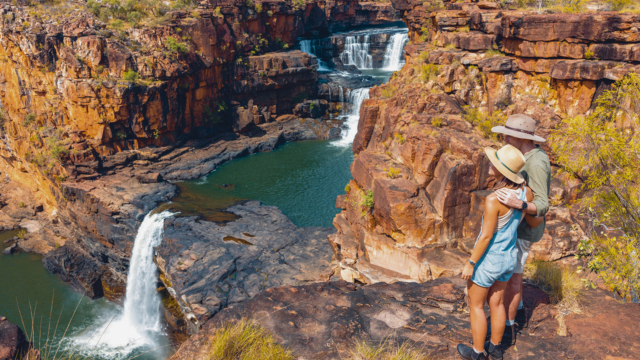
[{"x1": 329, "y1": 0, "x2": 638, "y2": 284}]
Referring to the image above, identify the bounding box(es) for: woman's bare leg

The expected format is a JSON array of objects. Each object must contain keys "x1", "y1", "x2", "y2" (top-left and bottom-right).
[
  {"x1": 488, "y1": 280, "x2": 509, "y2": 345},
  {"x1": 468, "y1": 280, "x2": 490, "y2": 351}
]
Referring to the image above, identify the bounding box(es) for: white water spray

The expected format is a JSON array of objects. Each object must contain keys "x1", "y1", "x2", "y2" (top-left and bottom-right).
[
  {"x1": 382, "y1": 33, "x2": 409, "y2": 71},
  {"x1": 340, "y1": 35, "x2": 373, "y2": 69},
  {"x1": 72, "y1": 211, "x2": 173, "y2": 358},
  {"x1": 333, "y1": 87, "x2": 370, "y2": 147}
]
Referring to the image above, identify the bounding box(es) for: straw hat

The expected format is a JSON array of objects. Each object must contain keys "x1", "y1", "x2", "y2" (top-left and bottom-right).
[
  {"x1": 491, "y1": 114, "x2": 546, "y2": 142},
  {"x1": 484, "y1": 145, "x2": 526, "y2": 184}
]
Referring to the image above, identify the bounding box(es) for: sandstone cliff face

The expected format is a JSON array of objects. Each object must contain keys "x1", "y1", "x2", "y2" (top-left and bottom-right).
[
  {"x1": 330, "y1": 0, "x2": 640, "y2": 284},
  {"x1": 0, "y1": 0, "x2": 397, "y2": 303},
  {"x1": 0, "y1": 0, "x2": 398, "y2": 213}
]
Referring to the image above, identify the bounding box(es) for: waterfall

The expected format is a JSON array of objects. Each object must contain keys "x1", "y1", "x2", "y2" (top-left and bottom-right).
[
  {"x1": 340, "y1": 35, "x2": 373, "y2": 69},
  {"x1": 333, "y1": 87, "x2": 370, "y2": 147},
  {"x1": 339, "y1": 86, "x2": 344, "y2": 115},
  {"x1": 71, "y1": 211, "x2": 173, "y2": 358},
  {"x1": 300, "y1": 39, "x2": 329, "y2": 71},
  {"x1": 382, "y1": 33, "x2": 409, "y2": 71}
]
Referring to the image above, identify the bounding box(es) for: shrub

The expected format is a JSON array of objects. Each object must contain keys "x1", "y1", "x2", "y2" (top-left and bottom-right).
[
  {"x1": 525, "y1": 260, "x2": 582, "y2": 315},
  {"x1": 432, "y1": 117, "x2": 443, "y2": 128},
  {"x1": 116, "y1": 131, "x2": 127, "y2": 140},
  {"x1": 344, "y1": 184, "x2": 351, "y2": 193},
  {"x1": 485, "y1": 49, "x2": 505, "y2": 58},
  {"x1": 204, "y1": 101, "x2": 229, "y2": 125},
  {"x1": 419, "y1": 26, "x2": 430, "y2": 42},
  {"x1": 559, "y1": 0, "x2": 587, "y2": 13},
  {"x1": 23, "y1": 113, "x2": 37, "y2": 127},
  {"x1": 165, "y1": 36, "x2": 189, "y2": 53},
  {"x1": 254, "y1": 3, "x2": 263, "y2": 13},
  {"x1": 604, "y1": 0, "x2": 634, "y2": 11},
  {"x1": 17, "y1": 229, "x2": 27, "y2": 238},
  {"x1": 550, "y1": 74, "x2": 640, "y2": 301},
  {"x1": 363, "y1": 190, "x2": 374, "y2": 208},
  {"x1": 584, "y1": 49, "x2": 595, "y2": 60},
  {"x1": 420, "y1": 63, "x2": 439, "y2": 82},
  {"x1": 381, "y1": 85, "x2": 397, "y2": 99},
  {"x1": 208, "y1": 319, "x2": 294, "y2": 360},
  {"x1": 462, "y1": 106, "x2": 505, "y2": 140},
  {"x1": 18, "y1": 202, "x2": 26, "y2": 208},
  {"x1": 47, "y1": 137, "x2": 68, "y2": 161},
  {"x1": 394, "y1": 133, "x2": 406, "y2": 145},
  {"x1": 123, "y1": 69, "x2": 139, "y2": 81},
  {"x1": 214, "y1": 6, "x2": 222, "y2": 16},
  {"x1": 386, "y1": 167, "x2": 401, "y2": 179}
]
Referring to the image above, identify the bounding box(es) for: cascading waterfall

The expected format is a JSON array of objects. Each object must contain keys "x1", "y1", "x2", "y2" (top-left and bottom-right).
[
  {"x1": 340, "y1": 35, "x2": 373, "y2": 69},
  {"x1": 72, "y1": 211, "x2": 174, "y2": 358},
  {"x1": 300, "y1": 39, "x2": 329, "y2": 71},
  {"x1": 382, "y1": 33, "x2": 409, "y2": 71},
  {"x1": 333, "y1": 87, "x2": 370, "y2": 147}
]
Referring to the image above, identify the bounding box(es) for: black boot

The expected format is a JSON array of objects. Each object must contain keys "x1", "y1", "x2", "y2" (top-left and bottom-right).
[
  {"x1": 484, "y1": 341, "x2": 504, "y2": 360},
  {"x1": 515, "y1": 307, "x2": 527, "y2": 328},
  {"x1": 457, "y1": 344, "x2": 488, "y2": 360},
  {"x1": 501, "y1": 324, "x2": 516, "y2": 346}
]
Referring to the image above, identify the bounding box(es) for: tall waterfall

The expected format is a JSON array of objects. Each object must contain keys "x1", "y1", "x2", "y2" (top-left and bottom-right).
[
  {"x1": 333, "y1": 87, "x2": 370, "y2": 147},
  {"x1": 340, "y1": 35, "x2": 373, "y2": 69},
  {"x1": 72, "y1": 211, "x2": 173, "y2": 358},
  {"x1": 300, "y1": 39, "x2": 329, "y2": 71},
  {"x1": 382, "y1": 33, "x2": 409, "y2": 71}
]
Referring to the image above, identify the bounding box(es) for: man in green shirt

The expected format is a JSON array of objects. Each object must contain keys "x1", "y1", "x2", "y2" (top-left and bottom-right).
[{"x1": 492, "y1": 114, "x2": 551, "y2": 346}]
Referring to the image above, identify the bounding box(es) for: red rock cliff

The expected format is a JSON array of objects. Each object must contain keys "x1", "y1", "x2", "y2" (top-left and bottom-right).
[{"x1": 329, "y1": 0, "x2": 640, "y2": 284}]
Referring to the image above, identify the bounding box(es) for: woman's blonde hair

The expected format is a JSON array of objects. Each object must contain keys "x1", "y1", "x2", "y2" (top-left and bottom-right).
[{"x1": 493, "y1": 176, "x2": 526, "y2": 191}]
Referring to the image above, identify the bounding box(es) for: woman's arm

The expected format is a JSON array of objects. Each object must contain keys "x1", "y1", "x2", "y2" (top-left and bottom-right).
[
  {"x1": 461, "y1": 194, "x2": 500, "y2": 280},
  {"x1": 524, "y1": 186, "x2": 544, "y2": 228}
]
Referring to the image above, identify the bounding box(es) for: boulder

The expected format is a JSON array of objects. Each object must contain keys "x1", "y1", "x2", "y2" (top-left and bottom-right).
[{"x1": 0, "y1": 317, "x2": 31, "y2": 360}]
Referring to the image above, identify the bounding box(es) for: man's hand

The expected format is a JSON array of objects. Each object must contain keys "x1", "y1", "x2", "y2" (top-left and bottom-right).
[{"x1": 495, "y1": 189, "x2": 523, "y2": 209}]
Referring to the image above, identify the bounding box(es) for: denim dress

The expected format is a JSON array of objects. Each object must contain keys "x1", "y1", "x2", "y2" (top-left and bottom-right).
[{"x1": 471, "y1": 188, "x2": 527, "y2": 288}]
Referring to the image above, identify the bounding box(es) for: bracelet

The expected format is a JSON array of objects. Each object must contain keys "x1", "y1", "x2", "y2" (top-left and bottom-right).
[{"x1": 468, "y1": 259, "x2": 476, "y2": 266}]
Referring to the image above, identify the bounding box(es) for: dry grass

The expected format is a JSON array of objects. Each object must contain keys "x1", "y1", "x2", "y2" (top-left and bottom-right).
[
  {"x1": 525, "y1": 260, "x2": 583, "y2": 316},
  {"x1": 349, "y1": 338, "x2": 431, "y2": 360},
  {"x1": 208, "y1": 319, "x2": 294, "y2": 360}
]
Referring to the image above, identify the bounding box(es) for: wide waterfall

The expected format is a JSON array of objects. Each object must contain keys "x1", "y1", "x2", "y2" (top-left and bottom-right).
[
  {"x1": 72, "y1": 211, "x2": 173, "y2": 358},
  {"x1": 382, "y1": 33, "x2": 409, "y2": 71},
  {"x1": 300, "y1": 39, "x2": 329, "y2": 71},
  {"x1": 340, "y1": 35, "x2": 373, "y2": 69},
  {"x1": 333, "y1": 87, "x2": 370, "y2": 147}
]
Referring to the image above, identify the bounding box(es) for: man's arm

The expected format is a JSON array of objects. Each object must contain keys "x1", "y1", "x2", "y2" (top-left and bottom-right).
[
  {"x1": 495, "y1": 189, "x2": 538, "y2": 215},
  {"x1": 495, "y1": 165, "x2": 550, "y2": 216}
]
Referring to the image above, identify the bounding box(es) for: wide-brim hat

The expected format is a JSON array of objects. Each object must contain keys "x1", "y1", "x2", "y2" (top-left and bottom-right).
[
  {"x1": 492, "y1": 114, "x2": 546, "y2": 142},
  {"x1": 484, "y1": 145, "x2": 525, "y2": 184}
]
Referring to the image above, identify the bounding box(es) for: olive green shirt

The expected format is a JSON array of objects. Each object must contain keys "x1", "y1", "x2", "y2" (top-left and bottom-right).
[{"x1": 517, "y1": 145, "x2": 551, "y2": 243}]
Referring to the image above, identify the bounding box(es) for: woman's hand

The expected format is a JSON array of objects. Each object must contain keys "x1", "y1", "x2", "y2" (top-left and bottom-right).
[{"x1": 461, "y1": 262, "x2": 474, "y2": 280}]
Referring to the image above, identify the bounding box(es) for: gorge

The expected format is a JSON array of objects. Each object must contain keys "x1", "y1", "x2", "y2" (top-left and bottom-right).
[{"x1": 1, "y1": 0, "x2": 640, "y2": 359}]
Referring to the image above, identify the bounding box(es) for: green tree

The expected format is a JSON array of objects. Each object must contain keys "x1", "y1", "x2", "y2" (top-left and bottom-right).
[{"x1": 550, "y1": 74, "x2": 640, "y2": 300}]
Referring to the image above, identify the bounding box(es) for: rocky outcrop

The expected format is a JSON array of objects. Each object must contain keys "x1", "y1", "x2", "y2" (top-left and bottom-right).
[
  {"x1": 40, "y1": 117, "x2": 330, "y2": 300},
  {"x1": 0, "y1": 317, "x2": 31, "y2": 360},
  {"x1": 157, "y1": 201, "x2": 335, "y2": 322},
  {"x1": 170, "y1": 278, "x2": 640, "y2": 359},
  {"x1": 328, "y1": 0, "x2": 640, "y2": 284}
]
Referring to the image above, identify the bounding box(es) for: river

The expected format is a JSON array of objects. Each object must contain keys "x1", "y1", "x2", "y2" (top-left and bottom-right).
[{"x1": 0, "y1": 25, "x2": 408, "y2": 359}]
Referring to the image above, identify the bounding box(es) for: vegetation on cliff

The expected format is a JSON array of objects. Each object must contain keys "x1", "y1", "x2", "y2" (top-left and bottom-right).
[
  {"x1": 208, "y1": 319, "x2": 294, "y2": 360},
  {"x1": 551, "y1": 74, "x2": 640, "y2": 301}
]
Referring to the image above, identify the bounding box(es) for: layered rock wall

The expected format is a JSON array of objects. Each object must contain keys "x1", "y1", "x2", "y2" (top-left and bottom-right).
[{"x1": 330, "y1": 0, "x2": 639, "y2": 283}]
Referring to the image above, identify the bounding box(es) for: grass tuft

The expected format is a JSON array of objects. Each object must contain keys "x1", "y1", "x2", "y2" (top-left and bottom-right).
[
  {"x1": 349, "y1": 338, "x2": 431, "y2": 360},
  {"x1": 208, "y1": 319, "x2": 294, "y2": 360},
  {"x1": 525, "y1": 260, "x2": 583, "y2": 316}
]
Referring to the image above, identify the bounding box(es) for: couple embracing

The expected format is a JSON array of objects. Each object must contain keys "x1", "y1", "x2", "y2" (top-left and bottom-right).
[{"x1": 457, "y1": 115, "x2": 551, "y2": 360}]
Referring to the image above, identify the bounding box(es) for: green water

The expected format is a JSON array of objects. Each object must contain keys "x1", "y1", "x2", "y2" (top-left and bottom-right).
[
  {"x1": 0, "y1": 231, "x2": 170, "y2": 360},
  {"x1": 166, "y1": 140, "x2": 354, "y2": 228}
]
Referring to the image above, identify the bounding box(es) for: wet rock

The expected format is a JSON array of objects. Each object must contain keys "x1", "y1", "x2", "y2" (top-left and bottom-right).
[{"x1": 1, "y1": 244, "x2": 16, "y2": 255}]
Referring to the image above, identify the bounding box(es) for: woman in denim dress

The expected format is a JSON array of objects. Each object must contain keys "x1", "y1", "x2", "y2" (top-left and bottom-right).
[{"x1": 457, "y1": 145, "x2": 543, "y2": 360}]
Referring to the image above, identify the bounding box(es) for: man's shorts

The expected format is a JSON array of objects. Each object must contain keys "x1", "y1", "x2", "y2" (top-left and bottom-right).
[{"x1": 514, "y1": 238, "x2": 532, "y2": 274}]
